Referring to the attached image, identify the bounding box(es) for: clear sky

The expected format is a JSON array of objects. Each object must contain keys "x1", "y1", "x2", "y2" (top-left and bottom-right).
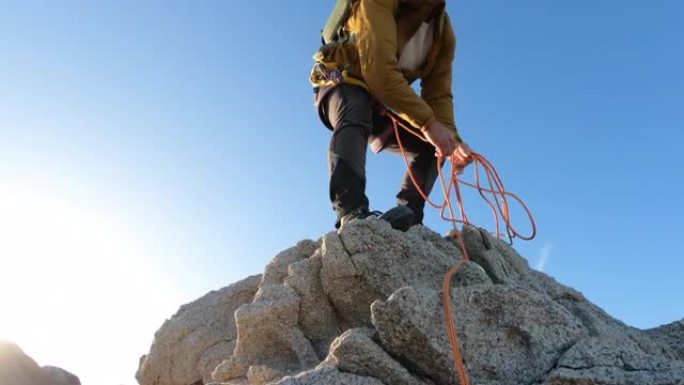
[{"x1": 1, "y1": 1, "x2": 682, "y2": 385}]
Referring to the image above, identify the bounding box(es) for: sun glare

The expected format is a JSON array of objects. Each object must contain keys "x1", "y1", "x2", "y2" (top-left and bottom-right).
[{"x1": 0, "y1": 183, "x2": 181, "y2": 385}]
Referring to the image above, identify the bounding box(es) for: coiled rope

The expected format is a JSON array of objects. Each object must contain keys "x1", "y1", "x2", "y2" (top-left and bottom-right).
[{"x1": 386, "y1": 112, "x2": 537, "y2": 385}]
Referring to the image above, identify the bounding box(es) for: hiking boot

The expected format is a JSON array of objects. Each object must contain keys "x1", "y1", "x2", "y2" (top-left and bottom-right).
[
  {"x1": 339, "y1": 207, "x2": 379, "y2": 228},
  {"x1": 339, "y1": 205, "x2": 415, "y2": 231},
  {"x1": 379, "y1": 205, "x2": 415, "y2": 232}
]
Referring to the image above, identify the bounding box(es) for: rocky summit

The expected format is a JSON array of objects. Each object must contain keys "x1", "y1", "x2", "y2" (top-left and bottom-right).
[{"x1": 136, "y1": 218, "x2": 684, "y2": 385}]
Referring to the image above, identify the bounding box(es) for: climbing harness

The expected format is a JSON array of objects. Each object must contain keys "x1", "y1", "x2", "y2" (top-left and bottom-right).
[{"x1": 386, "y1": 112, "x2": 537, "y2": 385}]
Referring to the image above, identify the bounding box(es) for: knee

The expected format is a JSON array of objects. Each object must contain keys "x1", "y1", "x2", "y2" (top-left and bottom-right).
[{"x1": 325, "y1": 85, "x2": 373, "y2": 137}]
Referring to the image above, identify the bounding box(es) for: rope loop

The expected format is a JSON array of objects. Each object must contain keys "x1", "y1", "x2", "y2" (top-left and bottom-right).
[{"x1": 387, "y1": 112, "x2": 537, "y2": 385}]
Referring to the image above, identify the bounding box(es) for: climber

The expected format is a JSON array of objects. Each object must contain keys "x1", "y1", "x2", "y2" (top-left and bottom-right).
[{"x1": 311, "y1": 0, "x2": 471, "y2": 231}]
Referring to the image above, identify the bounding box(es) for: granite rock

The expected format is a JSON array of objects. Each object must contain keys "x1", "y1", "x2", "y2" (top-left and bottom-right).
[{"x1": 138, "y1": 219, "x2": 684, "y2": 385}]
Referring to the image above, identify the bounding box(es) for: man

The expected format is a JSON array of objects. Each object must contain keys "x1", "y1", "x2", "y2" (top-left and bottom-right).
[{"x1": 311, "y1": 0, "x2": 470, "y2": 230}]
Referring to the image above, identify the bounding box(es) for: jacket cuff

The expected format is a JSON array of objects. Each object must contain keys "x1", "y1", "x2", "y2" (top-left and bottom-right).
[
  {"x1": 403, "y1": 107, "x2": 435, "y2": 132},
  {"x1": 419, "y1": 116, "x2": 435, "y2": 132}
]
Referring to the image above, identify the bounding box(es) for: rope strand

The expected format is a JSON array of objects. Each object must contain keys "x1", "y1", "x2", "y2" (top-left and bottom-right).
[{"x1": 387, "y1": 112, "x2": 536, "y2": 384}]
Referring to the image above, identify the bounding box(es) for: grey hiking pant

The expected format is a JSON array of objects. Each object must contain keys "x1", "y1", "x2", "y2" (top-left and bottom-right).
[{"x1": 315, "y1": 83, "x2": 443, "y2": 225}]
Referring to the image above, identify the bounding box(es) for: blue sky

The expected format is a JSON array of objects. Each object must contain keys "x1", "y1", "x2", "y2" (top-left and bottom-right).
[{"x1": 1, "y1": 1, "x2": 682, "y2": 384}]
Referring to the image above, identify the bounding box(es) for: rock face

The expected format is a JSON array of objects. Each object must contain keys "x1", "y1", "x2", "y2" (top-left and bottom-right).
[
  {"x1": 137, "y1": 218, "x2": 684, "y2": 385},
  {"x1": 0, "y1": 341, "x2": 80, "y2": 385},
  {"x1": 136, "y1": 274, "x2": 262, "y2": 385},
  {"x1": 42, "y1": 366, "x2": 82, "y2": 385}
]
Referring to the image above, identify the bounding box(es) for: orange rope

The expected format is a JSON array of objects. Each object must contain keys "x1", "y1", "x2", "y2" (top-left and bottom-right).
[{"x1": 387, "y1": 113, "x2": 537, "y2": 384}]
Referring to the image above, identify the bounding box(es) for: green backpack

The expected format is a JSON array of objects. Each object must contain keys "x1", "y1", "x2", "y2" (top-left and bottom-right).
[{"x1": 321, "y1": 0, "x2": 357, "y2": 44}]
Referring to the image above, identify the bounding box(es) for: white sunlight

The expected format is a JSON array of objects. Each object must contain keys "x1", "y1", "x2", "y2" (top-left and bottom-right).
[{"x1": 0, "y1": 183, "x2": 182, "y2": 385}]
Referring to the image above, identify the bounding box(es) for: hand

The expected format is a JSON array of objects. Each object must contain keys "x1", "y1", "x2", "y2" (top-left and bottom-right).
[
  {"x1": 423, "y1": 118, "x2": 457, "y2": 158},
  {"x1": 451, "y1": 143, "x2": 473, "y2": 175}
]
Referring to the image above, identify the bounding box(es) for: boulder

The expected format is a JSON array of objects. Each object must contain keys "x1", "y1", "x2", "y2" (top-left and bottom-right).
[
  {"x1": 645, "y1": 320, "x2": 684, "y2": 360},
  {"x1": 42, "y1": 366, "x2": 81, "y2": 385},
  {"x1": 0, "y1": 341, "x2": 80, "y2": 385},
  {"x1": 136, "y1": 274, "x2": 261, "y2": 385},
  {"x1": 322, "y1": 328, "x2": 430, "y2": 385},
  {"x1": 138, "y1": 219, "x2": 684, "y2": 385}
]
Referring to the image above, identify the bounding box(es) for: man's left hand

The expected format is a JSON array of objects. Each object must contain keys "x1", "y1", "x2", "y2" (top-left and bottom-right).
[{"x1": 451, "y1": 143, "x2": 473, "y2": 175}]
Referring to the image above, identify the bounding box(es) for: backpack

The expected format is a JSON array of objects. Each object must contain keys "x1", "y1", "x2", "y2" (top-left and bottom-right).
[{"x1": 321, "y1": 0, "x2": 357, "y2": 44}]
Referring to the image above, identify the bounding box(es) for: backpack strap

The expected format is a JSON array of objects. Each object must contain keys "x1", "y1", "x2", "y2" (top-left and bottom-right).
[{"x1": 322, "y1": 0, "x2": 357, "y2": 44}]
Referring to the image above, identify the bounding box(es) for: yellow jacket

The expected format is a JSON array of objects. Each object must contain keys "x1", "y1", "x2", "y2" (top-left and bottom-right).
[{"x1": 311, "y1": 0, "x2": 460, "y2": 141}]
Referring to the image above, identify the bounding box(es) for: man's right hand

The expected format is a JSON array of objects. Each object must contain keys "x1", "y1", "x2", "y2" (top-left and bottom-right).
[{"x1": 423, "y1": 117, "x2": 457, "y2": 158}]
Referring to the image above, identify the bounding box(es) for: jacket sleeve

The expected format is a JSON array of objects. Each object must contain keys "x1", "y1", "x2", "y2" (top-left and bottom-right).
[
  {"x1": 420, "y1": 13, "x2": 461, "y2": 142},
  {"x1": 353, "y1": 0, "x2": 435, "y2": 129}
]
